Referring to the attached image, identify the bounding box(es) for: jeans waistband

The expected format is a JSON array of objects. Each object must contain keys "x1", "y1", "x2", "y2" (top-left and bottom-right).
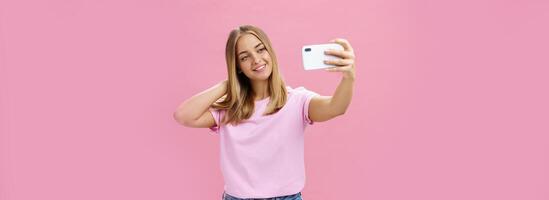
[{"x1": 222, "y1": 191, "x2": 302, "y2": 200}]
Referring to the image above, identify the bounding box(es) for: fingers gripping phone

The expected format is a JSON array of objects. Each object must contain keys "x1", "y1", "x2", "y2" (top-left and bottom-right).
[{"x1": 302, "y1": 43, "x2": 344, "y2": 70}]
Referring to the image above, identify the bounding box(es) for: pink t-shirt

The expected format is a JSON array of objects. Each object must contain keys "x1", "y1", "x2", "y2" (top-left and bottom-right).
[{"x1": 209, "y1": 86, "x2": 319, "y2": 199}]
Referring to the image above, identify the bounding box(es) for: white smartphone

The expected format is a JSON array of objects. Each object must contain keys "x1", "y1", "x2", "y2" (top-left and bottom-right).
[{"x1": 302, "y1": 43, "x2": 344, "y2": 70}]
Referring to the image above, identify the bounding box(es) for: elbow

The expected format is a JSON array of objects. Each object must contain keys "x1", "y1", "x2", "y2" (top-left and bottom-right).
[
  {"x1": 181, "y1": 120, "x2": 195, "y2": 128},
  {"x1": 326, "y1": 101, "x2": 349, "y2": 118},
  {"x1": 173, "y1": 111, "x2": 184, "y2": 125},
  {"x1": 333, "y1": 112, "x2": 345, "y2": 118},
  {"x1": 173, "y1": 111, "x2": 193, "y2": 127},
  {"x1": 335, "y1": 108, "x2": 347, "y2": 117}
]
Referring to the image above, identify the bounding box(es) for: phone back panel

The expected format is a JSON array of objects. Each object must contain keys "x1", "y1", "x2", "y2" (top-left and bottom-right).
[{"x1": 302, "y1": 43, "x2": 344, "y2": 70}]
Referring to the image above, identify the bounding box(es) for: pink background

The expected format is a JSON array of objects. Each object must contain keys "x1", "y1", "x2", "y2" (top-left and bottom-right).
[{"x1": 1, "y1": 0, "x2": 548, "y2": 199}]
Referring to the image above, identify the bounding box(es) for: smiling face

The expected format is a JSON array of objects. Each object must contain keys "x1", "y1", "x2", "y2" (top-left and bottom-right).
[
  {"x1": 217, "y1": 25, "x2": 288, "y2": 124},
  {"x1": 236, "y1": 33, "x2": 273, "y2": 82}
]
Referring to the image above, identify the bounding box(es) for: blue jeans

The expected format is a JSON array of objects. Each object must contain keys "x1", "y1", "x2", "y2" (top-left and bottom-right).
[{"x1": 222, "y1": 192, "x2": 303, "y2": 200}]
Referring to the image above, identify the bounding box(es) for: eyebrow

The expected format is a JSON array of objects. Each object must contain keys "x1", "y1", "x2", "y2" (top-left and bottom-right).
[{"x1": 237, "y1": 43, "x2": 264, "y2": 57}]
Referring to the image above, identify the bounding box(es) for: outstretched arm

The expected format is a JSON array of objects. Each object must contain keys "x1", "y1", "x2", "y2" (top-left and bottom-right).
[{"x1": 309, "y1": 38, "x2": 356, "y2": 122}]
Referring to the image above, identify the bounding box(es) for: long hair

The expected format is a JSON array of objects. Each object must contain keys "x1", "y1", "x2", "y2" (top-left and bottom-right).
[{"x1": 212, "y1": 25, "x2": 287, "y2": 125}]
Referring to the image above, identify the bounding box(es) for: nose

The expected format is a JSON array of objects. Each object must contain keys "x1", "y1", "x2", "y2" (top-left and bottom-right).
[{"x1": 251, "y1": 53, "x2": 261, "y2": 64}]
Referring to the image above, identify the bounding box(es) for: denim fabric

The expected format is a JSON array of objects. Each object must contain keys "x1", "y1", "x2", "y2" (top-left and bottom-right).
[{"x1": 222, "y1": 192, "x2": 302, "y2": 200}]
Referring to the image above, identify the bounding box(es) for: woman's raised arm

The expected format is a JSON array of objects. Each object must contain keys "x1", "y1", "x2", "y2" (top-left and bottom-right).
[{"x1": 173, "y1": 80, "x2": 227, "y2": 128}]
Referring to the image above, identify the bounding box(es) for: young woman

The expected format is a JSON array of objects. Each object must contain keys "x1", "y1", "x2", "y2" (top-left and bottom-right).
[{"x1": 174, "y1": 25, "x2": 355, "y2": 200}]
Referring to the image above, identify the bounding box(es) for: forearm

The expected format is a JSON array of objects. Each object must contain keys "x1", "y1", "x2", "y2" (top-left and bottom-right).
[
  {"x1": 174, "y1": 80, "x2": 227, "y2": 122},
  {"x1": 329, "y1": 76, "x2": 354, "y2": 115}
]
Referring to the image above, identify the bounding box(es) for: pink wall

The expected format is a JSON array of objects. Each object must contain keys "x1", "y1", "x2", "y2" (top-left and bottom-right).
[{"x1": 1, "y1": 0, "x2": 548, "y2": 199}]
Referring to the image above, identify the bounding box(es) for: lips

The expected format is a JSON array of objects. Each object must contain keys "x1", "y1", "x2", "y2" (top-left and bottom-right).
[{"x1": 253, "y1": 64, "x2": 266, "y2": 71}]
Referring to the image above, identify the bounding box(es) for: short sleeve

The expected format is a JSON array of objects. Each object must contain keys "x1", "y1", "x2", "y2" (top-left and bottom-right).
[
  {"x1": 208, "y1": 108, "x2": 223, "y2": 134},
  {"x1": 293, "y1": 87, "x2": 319, "y2": 125}
]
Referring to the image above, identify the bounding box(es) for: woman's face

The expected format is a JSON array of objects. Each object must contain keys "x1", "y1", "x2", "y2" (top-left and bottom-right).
[{"x1": 236, "y1": 34, "x2": 272, "y2": 82}]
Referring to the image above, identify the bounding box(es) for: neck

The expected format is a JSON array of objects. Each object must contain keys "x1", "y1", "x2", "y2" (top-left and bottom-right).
[{"x1": 251, "y1": 80, "x2": 269, "y2": 101}]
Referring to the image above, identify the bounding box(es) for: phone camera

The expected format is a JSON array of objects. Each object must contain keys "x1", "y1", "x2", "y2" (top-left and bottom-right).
[{"x1": 304, "y1": 48, "x2": 311, "y2": 52}]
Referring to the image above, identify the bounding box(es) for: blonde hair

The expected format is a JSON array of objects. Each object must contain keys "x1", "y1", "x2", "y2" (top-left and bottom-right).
[{"x1": 212, "y1": 25, "x2": 287, "y2": 125}]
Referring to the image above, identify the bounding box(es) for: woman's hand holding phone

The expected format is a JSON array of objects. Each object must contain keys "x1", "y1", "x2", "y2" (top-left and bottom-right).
[
  {"x1": 323, "y1": 38, "x2": 355, "y2": 80},
  {"x1": 302, "y1": 38, "x2": 355, "y2": 80}
]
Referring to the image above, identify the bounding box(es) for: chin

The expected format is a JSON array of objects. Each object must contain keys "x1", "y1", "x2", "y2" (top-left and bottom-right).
[
  {"x1": 250, "y1": 74, "x2": 270, "y2": 82},
  {"x1": 259, "y1": 68, "x2": 273, "y2": 80}
]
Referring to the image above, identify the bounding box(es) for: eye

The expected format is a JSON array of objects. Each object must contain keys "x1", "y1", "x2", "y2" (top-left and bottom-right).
[
  {"x1": 240, "y1": 56, "x2": 248, "y2": 62},
  {"x1": 258, "y1": 47, "x2": 266, "y2": 53}
]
